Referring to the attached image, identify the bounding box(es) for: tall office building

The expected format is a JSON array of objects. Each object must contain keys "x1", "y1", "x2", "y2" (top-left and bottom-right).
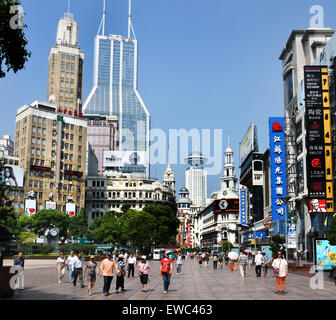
[
  {"x1": 83, "y1": 0, "x2": 150, "y2": 177},
  {"x1": 47, "y1": 11, "x2": 84, "y2": 115},
  {"x1": 13, "y1": 101, "x2": 87, "y2": 212},
  {"x1": 185, "y1": 151, "x2": 208, "y2": 205}
]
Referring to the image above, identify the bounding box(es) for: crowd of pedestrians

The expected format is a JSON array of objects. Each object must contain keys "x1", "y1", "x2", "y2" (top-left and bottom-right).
[{"x1": 11, "y1": 248, "x2": 289, "y2": 296}]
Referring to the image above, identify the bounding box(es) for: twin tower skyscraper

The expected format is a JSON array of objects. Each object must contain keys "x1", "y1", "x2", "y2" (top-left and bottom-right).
[
  {"x1": 83, "y1": 0, "x2": 150, "y2": 178},
  {"x1": 49, "y1": 0, "x2": 150, "y2": 177}
]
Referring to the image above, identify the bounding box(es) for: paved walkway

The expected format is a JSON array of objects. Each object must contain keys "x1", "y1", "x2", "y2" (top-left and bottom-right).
[{"x1": 3, "y1": 258, "x2": 336, "y2": 300}]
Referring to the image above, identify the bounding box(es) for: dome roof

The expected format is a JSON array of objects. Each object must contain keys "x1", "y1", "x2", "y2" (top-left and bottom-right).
[
  {"x1": 185, "y1": 151, "x2": 208, "y2": 166},
  {"x1": 180, "y1": 187, "x2": 189, "y2": 193}
]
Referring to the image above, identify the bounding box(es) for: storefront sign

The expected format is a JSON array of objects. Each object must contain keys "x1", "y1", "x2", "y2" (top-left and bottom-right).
[
  {"x1": 269, "y1": 117, "x2": 287, "y2": 221},
  {"x1": 304, "y1": 66, "x2": 334, "y2": 212}
]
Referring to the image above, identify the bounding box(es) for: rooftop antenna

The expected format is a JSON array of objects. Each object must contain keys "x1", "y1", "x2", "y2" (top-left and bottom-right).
[
  {"x1": 97, "y1": 0, "x2": 106, "y2": 36},
  {"x1": 67, "y1": 0, "x2": 70, "y2": 16},
  {"x1": 128, "y1": 0, "x2": 136, "y2": 39},
  {"x1": 227, "y1": 132, "x2": 231, "y2": 148}
]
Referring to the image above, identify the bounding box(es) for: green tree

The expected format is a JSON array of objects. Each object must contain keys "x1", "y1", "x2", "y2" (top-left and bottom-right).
[
  {"x1": 121, "y1": 210, "x2": 155, "y2": 251},
  {"x1": 20, "y1": 209, "x2": 71, "y2": 242},
  {"x1": 327, "y1": 215, "x2": 336, "y2": 245},
  {"x1": 0, "y1": 0, "x2": 31, "y2": 78},
  {"x1": 143, "y1": 205, "x2": 179, "y2": 245},
  {"x1": 270, "y1": 235, "x2": 286, "y2": 257},
  {"x1": 220, "y1": 240, "x2": 234, "y2": 253},
  {"x1": 67, "y1": 208, "x2": 91, "y2": 240}
]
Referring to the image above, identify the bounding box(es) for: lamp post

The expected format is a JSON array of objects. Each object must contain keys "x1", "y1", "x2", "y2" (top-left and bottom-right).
[{"x1": 280, "y1": 196, "x2": 291, "y2": 262}]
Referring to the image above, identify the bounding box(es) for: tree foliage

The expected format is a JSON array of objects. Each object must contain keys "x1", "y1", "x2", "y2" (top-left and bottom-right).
[
  {"x1": 220, "y1": 240, "x2": 235, "y2": 253},
  {"x1": 327, "y1": 215, "x2": 336, "y2": 246},
  {"x1": 91, "y1": 205, "x2": 179, "y2": 251},
  {"x1": 0, "y1": 0, "x2": 31, "y2": 78},
  {"x1": 270, "y1": 235, "x2": 286, "y2": 257}
]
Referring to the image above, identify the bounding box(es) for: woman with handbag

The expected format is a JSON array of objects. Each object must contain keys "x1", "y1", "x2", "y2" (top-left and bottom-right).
[{"x1": 272, "y1": 251, "x2": 288, "y2": 294}]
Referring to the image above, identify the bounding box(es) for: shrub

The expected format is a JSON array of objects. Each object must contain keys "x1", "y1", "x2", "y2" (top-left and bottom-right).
[{"x1": 57, "y1": 244, "x2": 97, "y2": 255}]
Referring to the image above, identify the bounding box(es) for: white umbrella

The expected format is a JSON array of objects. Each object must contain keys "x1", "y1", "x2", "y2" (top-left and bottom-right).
[{"x1": 228, "y1": 251, "x2": 238, "y2": 261}]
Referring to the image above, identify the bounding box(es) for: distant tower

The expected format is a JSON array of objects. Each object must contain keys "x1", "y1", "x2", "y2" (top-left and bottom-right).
[
  {"x1": 221, "y1": 135, "x2": 238, "y2": 192},
  {"x1": 163, "y1": 162, "x2": 175, "y2": 195},
  {"x1": 185, "y1": 151, "x2": 208, "y2": 205},
  {"x1": 47, "y1": 4, "x2": 84, "y2": 116}
]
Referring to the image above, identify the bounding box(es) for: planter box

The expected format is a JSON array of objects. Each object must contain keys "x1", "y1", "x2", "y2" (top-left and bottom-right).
[{"x1": 0, "y1": 267, "x2": 14, "y2": 298}]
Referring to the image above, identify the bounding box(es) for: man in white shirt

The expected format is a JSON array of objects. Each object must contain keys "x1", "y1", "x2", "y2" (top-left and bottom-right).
[
  {"x1": 127, "y1": 253, "x2": 137, "y2": 278},
  {"x1": 254, "y1": 251, "x2": 263, "y2": 278},
  {"x1": 72, "y1": 253, "x2": 85, "y2": 288},
  {"x1": 66, "y1": 250, "x2": 76, "y2": 283}
]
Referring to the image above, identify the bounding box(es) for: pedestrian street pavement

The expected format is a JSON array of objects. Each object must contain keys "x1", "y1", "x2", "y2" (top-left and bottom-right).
[{"x1": 3, "y1": 258, "x2": 336, "y2": 300}]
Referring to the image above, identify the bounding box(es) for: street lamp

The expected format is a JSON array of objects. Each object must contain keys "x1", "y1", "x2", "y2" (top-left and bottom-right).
[{"x1": 280, "y1": 196, "x2": 291, "y2": 262}]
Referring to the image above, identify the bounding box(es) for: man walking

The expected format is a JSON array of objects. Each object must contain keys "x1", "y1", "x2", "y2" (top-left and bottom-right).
[
  {"x1": 261, "y1": 252, "x2": 269, "y2": 279},
  {"x1": 238, "y1": 250, "x2": 248, "y2": 278},
  {"x1": 72, "y1": 253, "x2": 85, "y2": 288},
  {"x1": 13, "y1": 252, "x2": 24, "y2": 290},
  {"x1": 127, "y1": 253, "x2": 136, "y2": 278},
  {"x1": 66, "y1": 250, "x2": 76, "y2": 283},
  {"x1": 100, "y1": 252, "x2": 117, "y2": 296},
  {"x1": 255, "y1": 251, "x2": 263, "y2": 278}
]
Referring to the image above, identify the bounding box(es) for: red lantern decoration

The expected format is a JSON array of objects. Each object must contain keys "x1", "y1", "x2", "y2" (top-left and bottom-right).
[
  {"x1": 64, "y1": 108, "x2": 67, "y2": 114},
  {"x1": 58, "y1": 107, "x2": 62, "y2": 113},
  {"x1": 74, "y1": 110, "x2": 77, "y2": 117}
]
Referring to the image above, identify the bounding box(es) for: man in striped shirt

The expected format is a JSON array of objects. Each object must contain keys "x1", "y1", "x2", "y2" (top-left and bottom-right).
[{"x1": 238, "y1": 250, "x2": 248, "y2": 278}]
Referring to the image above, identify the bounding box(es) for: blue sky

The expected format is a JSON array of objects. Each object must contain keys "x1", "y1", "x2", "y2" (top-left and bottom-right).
[{"x1": 1, "y1": 0, "x2": 335, "y2": 198}]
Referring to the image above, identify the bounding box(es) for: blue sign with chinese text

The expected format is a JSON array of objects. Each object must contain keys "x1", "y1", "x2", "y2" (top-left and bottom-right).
[
  {"x1": 239, "y1": 185, "x2": 248, "y2": 226},
  {"x1": 269, "y1": 117, "x2": 288, "y2": 221}
]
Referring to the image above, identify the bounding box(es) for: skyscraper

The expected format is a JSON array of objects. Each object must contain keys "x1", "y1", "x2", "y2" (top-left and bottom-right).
[
  {"x1": 83, "y1": 0, "x2": 150, "y2": 177},
  {"x1": 47, "y1": 10, "x2": 84, "y2": 116},
  {"x1": 185, "y1": 151, "x2": 208, "y2": 205}
]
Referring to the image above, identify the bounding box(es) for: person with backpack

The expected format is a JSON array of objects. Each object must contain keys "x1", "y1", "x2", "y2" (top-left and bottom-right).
[
  {"x1": 272, "y1": 251, "x2": 288, "y2": 294},
  {"x1": 115, "y1": 254, "x2": 126, "y2": 293},
  {"x1": 261, "y1": 252, "x2": 270, "y2": 279},
  {"x1": 160, "y1": 252, "x2": 173, "y2": 293}
]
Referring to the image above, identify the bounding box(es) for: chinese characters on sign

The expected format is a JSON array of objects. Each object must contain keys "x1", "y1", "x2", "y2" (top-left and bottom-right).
[
  {"x1": 304, "y1": 66, "x2": 334, "y2": 212},
  {"x1": 239, "y1": 185, "x2": 248, "y2": 226},
  {"x1": 269, "y1": 117, "x2": 287, "y2": 221}
]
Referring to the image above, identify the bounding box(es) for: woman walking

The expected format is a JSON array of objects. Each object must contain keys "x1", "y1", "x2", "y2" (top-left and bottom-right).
[
  {"x1": 199, "y1": 253, "x2": 203, "y2": 269},
  {"x1": 160, "y1": 252, "x2": 173, "y2": 293},
  {"x1": 83, "y1": 255, "x2": 99, "y2": 296},
  {"x1": 138, "y1": 256, "x2": 151, "y2": 292},
  {"x1": 272, "y1": 251, "x2": 288, "y2": 294},
  {"x1": 116, "y1": 255, "x2": 126, "y2": 293},
  {"x1": 56, "y1": 252, "x2": 66, "y2": 284}
]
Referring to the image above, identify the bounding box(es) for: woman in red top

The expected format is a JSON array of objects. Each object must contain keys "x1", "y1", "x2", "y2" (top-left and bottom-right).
[{"x1": 160, "y1": 252, "x2": 173, "y2": 293}]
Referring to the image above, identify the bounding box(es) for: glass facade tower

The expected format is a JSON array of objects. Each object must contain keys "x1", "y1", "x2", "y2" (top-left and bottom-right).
[{"x1": 83, "y1": 34, "x2": 150, "y2": 176}]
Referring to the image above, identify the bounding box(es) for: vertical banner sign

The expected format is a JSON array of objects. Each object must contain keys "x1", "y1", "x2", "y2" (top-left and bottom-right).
[
  {"x1": 187, "y1": 222, "x2": 191, "y2": 247},
  {"x1": 269, "y1": 117, "x2": 287, "y2": 221},
  {"x1": 304, "y1": 66, "x2": 334, "y2": 212},
  {"x1": 25, "y1": 199, "x2": 36, "y2": 216},
  {"x1": 66, "y1": 203, "x2": 76, "y2": 216},
  {"x1": 239, "y1": 185, "x2": 248, "y2": 226}
]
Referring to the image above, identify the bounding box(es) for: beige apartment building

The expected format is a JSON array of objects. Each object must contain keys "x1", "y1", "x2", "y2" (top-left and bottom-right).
[
  {"x1": 47, "y1": 12, "x2": 84, "y2": 115},
  {"x1": 13, "y1": 100, "x2": 87, "y2": 212}
]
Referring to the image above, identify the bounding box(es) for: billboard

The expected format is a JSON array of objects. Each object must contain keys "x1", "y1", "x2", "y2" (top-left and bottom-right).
[
  {"x1": 3, "y1": 166, "x2": 24, "y2": 187},
  {"x1": 314, "y1": 239, "x2": 336, "y2": 270},
  {"x1": 239, "y1": 185, "x2": 248, "y2": 226},
  {"x1": 66, "y1": 203, "x2": 76, "y2": 216},
  {"x1": 240, "y1": 123, "x2": 258, "y2": 165},
  {"x1": 214, "y1": 198, "x2": 239, "y2": 212},
  {"x1": 309, "y1": 199, "x2": 327, "y2": 212},
  {"x1": 25, "y1": 199, "x2": 36, "y2": 216},
  {"x1": 46, "y1": 201, "x2": 57, "y2": 210},
  {"x1": 103, "y1": 151, "x2": 147, "y2": 168},
  {"x1": 304, "y1": 66, "x2": 334, "y2": 212},
  {"x1": 269, "y1": 117, "x2": 287, "y2": 221},
  {"x1": 186, "y1": 222, "x2": 191, "y2": 247}
]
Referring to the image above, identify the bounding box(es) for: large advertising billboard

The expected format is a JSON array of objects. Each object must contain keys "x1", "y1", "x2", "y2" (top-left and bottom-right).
[
  {"x1": 25, "y1": 199, "x2": 36, "y2": 216},
  {"x1": 304, "y1": 66, "x2": 334, "y2": 212},
  {"x1": 3, "y1": 166, "x2": 24, "y2": 187},
  {"x1": 314, "y1": 239, "x2": 336, "y2": 270},
  {"x1": 214, "y1": 198, "x2": 239, "y2": 212},
  {"x1": 239, "y1": 185, "x2": 248, "y2": 226},
  {"x1": 239, "y1": 123, "x2": 258, "y2": 165},
  {"x1": 103, "y1": 151, "x2": 147, "y2": 168},
  {"x1": 269, "y1": 117, "x2": 287, "y2": 221}
]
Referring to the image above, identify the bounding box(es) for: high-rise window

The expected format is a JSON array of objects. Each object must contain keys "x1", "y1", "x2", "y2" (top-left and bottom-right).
[{"x1": 285, "y1": 70, "x2": 293, "y2": 105}]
